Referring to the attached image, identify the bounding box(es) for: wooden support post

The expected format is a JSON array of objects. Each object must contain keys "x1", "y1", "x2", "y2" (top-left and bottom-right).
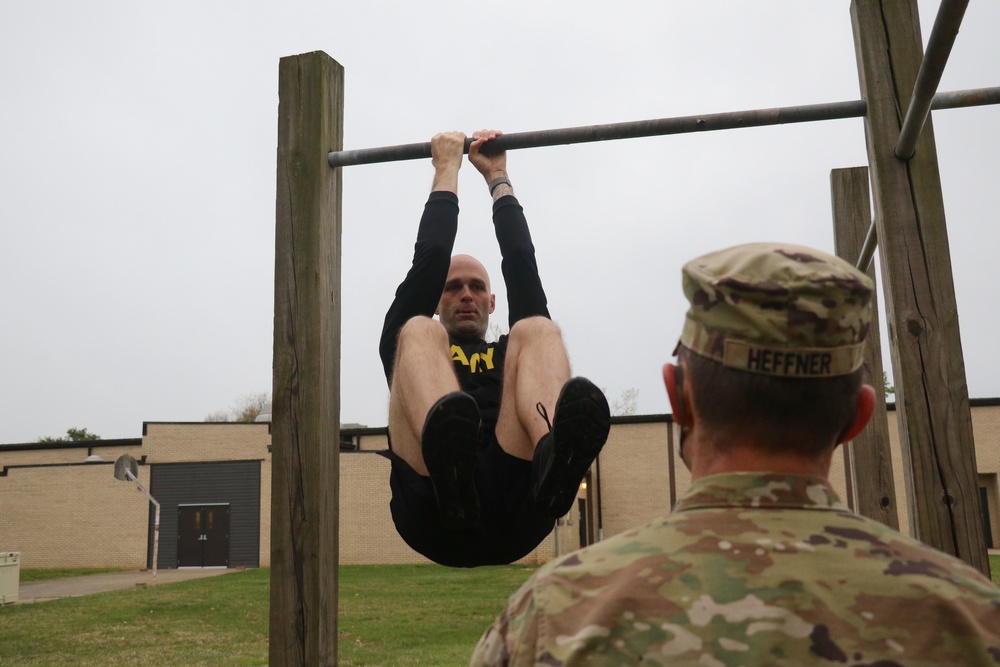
[
  {"x1": 851, "y1": 1, "x2": 988, "y2": 574},
  {"x1": 830, "y1": 166, "x2": 899, "y2": 530},
  {"x1": 270, "y1": 51, "x2": 344, "y2": 665}
]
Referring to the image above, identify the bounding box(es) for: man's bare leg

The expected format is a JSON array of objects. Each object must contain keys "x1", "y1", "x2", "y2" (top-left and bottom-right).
[
  {"x1": 388, "y1": 316, "x2": 462, "y2": 476},
  {"x1": 495, "y1": 316, "x2": 611, "y2": 519},
  {"x1": 388, "y1": 316, "x2": 482, "y2": 528},
  {"x1": 494, "y1": 316, "x2": 572, "y2": 460}
]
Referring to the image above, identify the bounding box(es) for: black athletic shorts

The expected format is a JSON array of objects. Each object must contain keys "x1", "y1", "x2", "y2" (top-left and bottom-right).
[{"x1": 387, "y1": 434, "x2": 555, "y2": 568}]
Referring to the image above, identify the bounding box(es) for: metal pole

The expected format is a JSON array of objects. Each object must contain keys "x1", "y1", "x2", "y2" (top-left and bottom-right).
[
  {"x1": 855, "y1": 217, "x2": 879, "y2": 272},
  {"x1": 127, "y1": 469, "x2": 161, "y2": 585},
  {"x1": 931, "y1": 86, "x2": 1000, "y2": 110},
  {"x1": 328, "y1": 86, "x2": 1000, "y2": 169},
  {"x1": 329, "y1": 100, "x2": 867, "y2": 167},
  {"x1": 894, "y1": 0, "x2": 970, "y2": 160},
  {"x1": 152, "y1": 504, "x2": 160, "y2": 585}
]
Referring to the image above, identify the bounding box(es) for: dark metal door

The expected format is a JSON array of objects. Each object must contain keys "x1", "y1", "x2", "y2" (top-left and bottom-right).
[
  {"x1": 177, "y1": 506, "x2": 203, "y2": 567},
  {"x1": 177, "y1": 504, "x2": 230, "y2": 567},
  {"x1": 202, "y1": 505, "x2": 230, "y2": 566},
  {"x1": 981, "y1": 487, "x2": 994, "y2": 550}
]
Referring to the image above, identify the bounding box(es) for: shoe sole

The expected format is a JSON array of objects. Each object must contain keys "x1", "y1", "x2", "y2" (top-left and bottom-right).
[
  {"x1": 421, "y1": 392, "x2": 482, "y2": 530},
  {"x1": 534, "y1": 378, "x2": 611, "y2": 519}
]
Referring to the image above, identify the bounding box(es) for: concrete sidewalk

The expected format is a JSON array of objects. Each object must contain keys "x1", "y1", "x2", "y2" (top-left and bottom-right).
[{"x1": 15, "y1": 568, "x2": 237, "y2": 604}]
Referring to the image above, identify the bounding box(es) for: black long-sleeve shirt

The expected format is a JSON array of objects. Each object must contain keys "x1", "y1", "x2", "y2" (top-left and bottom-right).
[{"x1": 379, "y1": 191, "x2": 549, "y2": 429}]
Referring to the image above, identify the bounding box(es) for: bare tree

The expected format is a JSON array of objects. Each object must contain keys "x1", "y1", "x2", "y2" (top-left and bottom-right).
[
  {"x1": 230, "y1": 392, "x2": 270, "y2": 422},
  {"x1": 204, "y1": 392, "x2": 270, "y2": 423},
  {"x1": 609, "y1": 387, "x2": 639, "y2": 416}
]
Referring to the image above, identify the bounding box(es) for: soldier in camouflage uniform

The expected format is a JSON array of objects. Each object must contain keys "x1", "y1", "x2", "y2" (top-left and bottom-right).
[{"x1": 470, "y1": 243, "x2": 1000, "y2": 665}]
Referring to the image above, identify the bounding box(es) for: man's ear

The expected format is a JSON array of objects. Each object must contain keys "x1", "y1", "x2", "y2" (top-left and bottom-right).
[
  {"x1": 838, "y1": 384, "x2": 876, "y2": 444},
  {"x1": 662, "y1": 363, "x2": 691, "y2": 428},
  {"x1": 489, "y1": 294, "x2": 496, "y2": 314}
]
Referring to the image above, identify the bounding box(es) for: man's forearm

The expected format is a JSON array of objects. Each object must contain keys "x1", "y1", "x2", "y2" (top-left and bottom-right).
[
  {"x1": 430, "y1": 131, "x2": 465, "y2": 194},
  {"x1": 432, "y1": 162, "x2": 461, "y2": 194}
]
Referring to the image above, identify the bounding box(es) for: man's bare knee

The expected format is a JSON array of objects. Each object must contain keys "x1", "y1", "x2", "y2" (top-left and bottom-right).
[
  {"x1": 508, "y1": 316, "x2": 561, "y2": 344},
  {"x1": 397, "y1": 316, "x2": 449, "y2": 354}
]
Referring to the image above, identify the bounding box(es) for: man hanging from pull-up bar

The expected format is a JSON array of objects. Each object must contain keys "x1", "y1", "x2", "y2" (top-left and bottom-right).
[{"x1": 378, "y1": 129, "x2": 611, "y2": 568}]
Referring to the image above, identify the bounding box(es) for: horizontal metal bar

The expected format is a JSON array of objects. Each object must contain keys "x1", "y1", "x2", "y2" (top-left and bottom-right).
[
  {"x1": 928, "y1": 85, "x2": 1000, "y2": 110},
  {"x1": 895, "y1": 0, "x2": 971, "y2": 160},
  {"x1": 328, "y1": 100, "x2": 867, "y2": 168},
  {"x1": 330, "y1": 86, "x2": 1000, "y2": 168}
]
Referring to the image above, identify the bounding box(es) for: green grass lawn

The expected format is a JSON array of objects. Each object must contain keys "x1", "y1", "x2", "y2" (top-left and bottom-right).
[
  {"x1": 18, "y1": 568, "x2": 126, "y2": 583},
  {"x1": 0, "y1": 565, "x2": 534, "y2": 667},
  {"x1": 339, "y1": 564, "x2": 534, "y2": 665},
  {"x1": 2, "y1": 557, "x2": 998, "y2": 666}
]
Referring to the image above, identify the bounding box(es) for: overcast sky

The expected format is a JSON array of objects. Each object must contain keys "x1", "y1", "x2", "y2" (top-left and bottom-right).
[{"x1": 1, "y1": 1, "x2": 997, "y2": 444}]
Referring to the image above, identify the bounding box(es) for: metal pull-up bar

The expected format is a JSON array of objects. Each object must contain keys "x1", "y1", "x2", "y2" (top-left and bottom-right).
[
  {"x1": 894, "y1": 0, "x2": 970, "y2": 160},
  {"x1": 329, "y1": 100, "x2": 869, "y2": 167},
  {"x1": 329, "y1": 86, "x2": 1000, "y2": 169},
  {"x1": 854, "y1": 0, "x2": 971, "y2": 273}
]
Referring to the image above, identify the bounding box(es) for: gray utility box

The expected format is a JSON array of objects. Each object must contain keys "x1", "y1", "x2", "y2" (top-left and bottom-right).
[{"x1": 0, "y1": 552, "x2": 20, "y2": 604}]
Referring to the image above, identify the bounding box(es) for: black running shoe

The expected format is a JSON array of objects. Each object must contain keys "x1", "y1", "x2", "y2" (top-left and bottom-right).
[
  {"x1": 532, "y1": 377, "x2": 611, "y2": 519},
  {"x1": 421, "y1": 391, "x2": 482, "y2": 530}
]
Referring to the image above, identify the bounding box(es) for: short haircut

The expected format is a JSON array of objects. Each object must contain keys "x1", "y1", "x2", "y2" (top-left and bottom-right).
[{"x1": 678, "y1": 346, "x2": 863, "y2": 455}]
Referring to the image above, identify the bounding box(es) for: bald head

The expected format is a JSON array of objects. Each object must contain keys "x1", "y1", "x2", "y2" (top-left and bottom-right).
[
  {"x1": 451, "y1": 255, "x2": 491, "y2": 292},
  {"x1": 436, "y1": 254, "x2": 496, "y2": 339}
]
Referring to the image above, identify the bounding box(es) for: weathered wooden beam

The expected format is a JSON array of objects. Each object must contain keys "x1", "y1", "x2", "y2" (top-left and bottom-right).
[
  {"x1": 270, "y1": 51, "x2": 343, "y2": 665},
  {"x1": 851, "y1": 0, "x2": 988, "y2": 575},
  {"x1": 830, "y1": 166, "x2": 899, "y2": 530}
]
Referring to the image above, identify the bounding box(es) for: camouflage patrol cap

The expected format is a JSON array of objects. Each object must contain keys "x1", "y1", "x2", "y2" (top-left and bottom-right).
[{"x1": 677, "y1": 243, "x2": 874, "y2": 378}]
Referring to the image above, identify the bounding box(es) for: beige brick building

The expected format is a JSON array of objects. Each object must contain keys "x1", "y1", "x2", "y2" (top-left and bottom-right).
[{"x1": 2, "y1": 400, "x2": 998, "y2": 570}]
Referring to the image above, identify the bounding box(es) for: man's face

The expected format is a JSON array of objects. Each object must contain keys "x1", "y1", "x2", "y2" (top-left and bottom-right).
[{"x1": 436, "y1": 254, "x2": 495, "y2": 339}]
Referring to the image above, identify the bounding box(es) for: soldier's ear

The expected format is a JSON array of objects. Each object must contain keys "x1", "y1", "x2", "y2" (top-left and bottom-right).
[
  {"x1": 837, "y1": 384, "x2": 876, "y2": 444},
  {"x1": 662, "y1": 363, "x2": 692, "y2": 428}
]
